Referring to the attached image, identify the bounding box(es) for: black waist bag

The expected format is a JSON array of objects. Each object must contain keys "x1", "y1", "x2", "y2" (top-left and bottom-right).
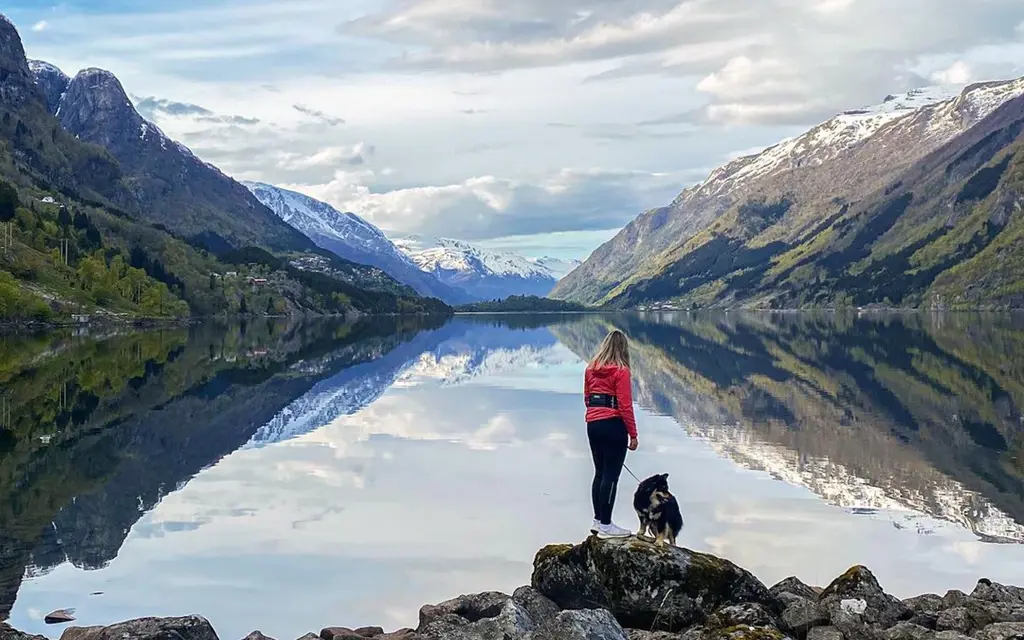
[{"x1": 587, "y1": 393, "x2": 619, "y2": 409}]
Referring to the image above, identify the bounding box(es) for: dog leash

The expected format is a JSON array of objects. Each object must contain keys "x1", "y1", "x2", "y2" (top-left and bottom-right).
[{"x1": 622, "y1": 461, "x2": 641, "y2": 483}]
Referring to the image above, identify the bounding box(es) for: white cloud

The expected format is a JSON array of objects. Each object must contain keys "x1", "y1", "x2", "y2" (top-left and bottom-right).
[
  {"x1": 31, "y1": 20, "x2": 47, "y2": 32},
  {"x1": 931, "y1": 61, "x2": 973, "y2": 84}
]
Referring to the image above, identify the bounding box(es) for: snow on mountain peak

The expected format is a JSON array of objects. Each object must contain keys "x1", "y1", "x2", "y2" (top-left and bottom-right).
[{"x1": 395, "y1": 235, "x2": 557, "y2": 280}]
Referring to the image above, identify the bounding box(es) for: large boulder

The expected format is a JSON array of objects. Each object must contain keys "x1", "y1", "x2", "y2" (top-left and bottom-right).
[
  {"x1": 532, "y1": 538, "x2": 776, "y2": 632},
  {"x1": 513, "y1": 587, "x2": 562, "y2": 629},
  {"x1": 60, "y1": 616, "x2": 219, "y2": 640},
  {"x1": 1, "y1": 625, "x2": 47, "y2": 640},
  {"x1": 972, "y1": 581, "x2": 1024, "y2": 606},
  {"x1": 771, "y1": 579, "x2": 821, "y2": 603},
  {"x1": 417, "y1": 594, "x2": 534, "y2": 640},
  {"x1": 781, "y1": 598, "x2": 829, "y2": 639},
  {"x1": 818, "y1": 567, "x2": 911, "y2": 640},
  {"x1": 974, "y1": 622, "x2": 1024, "y2": 640},
  {"x1": 529, "y1": 610, "x2": 627, "y2": 640}
]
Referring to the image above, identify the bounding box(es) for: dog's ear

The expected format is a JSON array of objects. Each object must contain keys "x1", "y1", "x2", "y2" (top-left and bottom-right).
[{"x1": 661, "y1": 473, "x2": 670, "y2": 480}]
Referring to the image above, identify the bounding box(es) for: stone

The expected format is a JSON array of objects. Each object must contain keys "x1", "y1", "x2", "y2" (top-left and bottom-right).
[
  {"x1": 936, "y1": 608, "x2": 973, "y2": 634},
  {"x1": 513, "y1": 586, "x2": 562, "y2": 629},
  {"x1": 818, "y1": 567, "x2": 911, "y2": 640},
  {"x1": 60, "y1": 616, "x2": 219, "y2": 640},
  {"x1": 934, "y1": 633, "x2": 972, "y2": 640},
  {"x1": 771, "y1": 579, "x2": 821, "y2": 602},
  {"x1": 46, "y1": 609, "x2": 77, "y2": 625},
  {"x1": 1, "y1": 625, "x2": 47, "y2": 640},
  {"x1": 972, "y1": 581, "x2": 1024, "y2": 606},
  {"x1": 297, "y1": 634, "x2": 322, "y2": 640},
  {"x1": 781, "y1": 598, "x2": 830, "y2": 639},
  {"x1": 975, "y1": 623, "x2": 1024, "y2": 640},
  {"x1": 243, "y1": 632, "x2": 276, "y2": 640},
  {"x1": 529, "y1": 609, "x2": 628, "y2": 640},
  {"x1": 806, "y1": 628, "x2": 845, "y2": 640},
  {"x1": 903, "y1": 596, "x2": 945, "y2": 615},
  {"x1": 376, "y1": 631, "x2": 418, "y2": 640},
  {"x1": 532, "y1": 537, "x2": 777, "y2": 633},
  {"x1": 418, "y1": 592, "x2": 511, "y2": 629},
  {"x1": 709, "y1": 604, "x2": 779, "y2": 630},
  {"x1": 907, "y1": 614, "x2": 938, "y2": 631},
  {"x1": 418, "y1": 599, "x2": 534, "y2": 640},
  {"x1": 321, "y1": 629, "x2": 371, "y2": 640},
  {"x1": 881, "y1": 623, "x2": 932, "y2": 640},
  {"x1": 941, "y1": 593, "x2": 968, "y2": 610},
  {"x1": 626, "y1": 631, "x2": 681, "y2": 640},
  {"x1": 354, "y1": 629, "x2": 384, "y2": 638}
]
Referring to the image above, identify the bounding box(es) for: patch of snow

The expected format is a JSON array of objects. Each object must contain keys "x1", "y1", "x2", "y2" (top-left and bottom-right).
[
  {"x1": 840, "y1": 599, "x2": 868, "y2": 616},
  {"x1": 395, "y1": 235, "x2": 559, "y2": 281},
  {"x1": 28, "y1": 59, "x2": 68, "y2": 80}
]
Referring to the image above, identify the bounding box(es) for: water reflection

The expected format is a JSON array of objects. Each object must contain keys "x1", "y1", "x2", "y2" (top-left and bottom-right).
[{"x1": 2, "y1": 312, "x2": 1023, "y2": 638}]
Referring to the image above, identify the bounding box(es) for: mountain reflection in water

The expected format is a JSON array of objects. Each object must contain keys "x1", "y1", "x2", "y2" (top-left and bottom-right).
[{"x1": 1, "y1": 312, "x2": 1023, "y2": 636}]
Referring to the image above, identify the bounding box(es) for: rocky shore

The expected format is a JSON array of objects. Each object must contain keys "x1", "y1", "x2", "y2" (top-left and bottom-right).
[{"x1": 3, "y1": 537, "x2": 1023, "y2": 640}]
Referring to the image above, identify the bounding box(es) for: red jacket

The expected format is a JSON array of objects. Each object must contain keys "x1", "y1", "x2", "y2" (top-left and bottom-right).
[{"x1": 584, "y1": 364, "x2": 638, "y2": 438}]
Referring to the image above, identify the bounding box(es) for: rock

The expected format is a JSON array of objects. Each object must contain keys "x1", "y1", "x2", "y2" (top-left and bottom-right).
[
  {"x1": 532, "y1": 537, "x2": 777, "y2": 632},
  {"x1": 321, "y1": 629, "x2": 383, "y2": 640},
  {"x1": 941, "y1": 592, "x2": 969, "y2": 610},
  {"x1": 907, "y1": 614, "x2": 938, "y2": 631},
  {"x1": 881, "y1": 623, "x2": 931, "y2": 640},
  {"x1": 513, "y1": 586, "x2": 562, "y2": 629},
  {"x1": 772, "y1": 579, "x2": 821, "y2": 602},
  {"x1": 60, "y1": 616, "x2": 219, "y2": 640},
  {"x1": 418, "y1": 592, "x2": 511, "y2": 629},
  {"x1": 936, "y1": 608, "x2": 973, "y2": 634},
  {"x1": 709, "y1": 604, "x2": 779, "y2": 629},
  {"x1": 46, "y1": 610, "x2": 77, "y2": 624},
  {"x1": 378, "y1": 632, "x2": 417, "y2": 640},
  {"x1": 781, "y1": 598, "x2": 830, "y2": 638},
  {"x1": 418, "y1": 599, "x2": 534, "y2": 640},
  {"x1": 243, "y1": 633, "x2": 276, "y2": 640},
  {"x1": 1, "y1": 625, "x2": 48, "y2": 640},
  {"x1": 626, "y1": 631, "x2": 680, "y2": 640},
  {"x1": 530, "y1": 609, "x2": 627, "y2": 640},
  {"x1": 818, "y1": 567, "x2": 911, "y2": 640},
  {"x1": 934, "y1": 633, "x2": 972, "y2": 640},
  {"x1": 806, "y1": 628, "x2": 844, "y2": 640},
  {"x1": 297, "y1": 635, "x2": 322, "y2": 640},
  {"x1": 903, "y1": 596, "x2": 945, "y2": 615},
  {"x1": 975, "y1": 622, "x2": 1024, "y2": 640},
  {"x1": 972, "y1": 581, "x2": 1024, "y2": 606}
]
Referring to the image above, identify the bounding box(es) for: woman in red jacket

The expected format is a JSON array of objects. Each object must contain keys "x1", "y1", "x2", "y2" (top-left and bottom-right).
[{"x1": 584, "y1": 329, "x2": 638, "y2": 538}]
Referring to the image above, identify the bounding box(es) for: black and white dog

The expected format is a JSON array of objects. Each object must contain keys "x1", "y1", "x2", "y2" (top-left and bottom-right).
[{"x1": 633, "y1": 473, "x2": 684, "y2": 546}]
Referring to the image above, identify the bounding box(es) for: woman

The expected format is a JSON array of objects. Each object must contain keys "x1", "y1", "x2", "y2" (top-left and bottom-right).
[{"x1": 584, "y1": 329, "x2": 638, "y2": 538}]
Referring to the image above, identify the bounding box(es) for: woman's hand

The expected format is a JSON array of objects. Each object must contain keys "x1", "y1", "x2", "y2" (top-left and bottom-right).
[{"x1": 628, "y1": 436, "x2": 639, "y2": 451}]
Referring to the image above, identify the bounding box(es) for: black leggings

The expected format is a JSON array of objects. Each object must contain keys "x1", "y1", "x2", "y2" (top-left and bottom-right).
[{"x1": 587, "y1": 417, "x2": 628, "y2": 525}]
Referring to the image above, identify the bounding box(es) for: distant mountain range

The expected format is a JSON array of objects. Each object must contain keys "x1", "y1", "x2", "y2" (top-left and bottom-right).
[
  {"x1": 553, "y1": 79, "x2": 1024, "y2": 310},
  {"x1": 245, "y1": 182, "x2": 581, "y2": 303}
]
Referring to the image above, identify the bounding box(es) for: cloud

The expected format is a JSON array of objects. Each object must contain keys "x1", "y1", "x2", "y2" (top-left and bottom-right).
[
  {"x1": 275, "y1": 143, "x2": 375, "y2": 170},
  {"x1": 931, "y1": 61, "x2": 973, "y2": 84},
  {"x1": 282, "y1": 166, "x2": 697, "y2": 239},
  {"x1": 293, "y1": 104, "x2": 345, "y2": 126},
  {"x1": 133, "y1": 95, "x2": 261, "y2": 125},
  {"x1": 31, "y1": 20, "x2": 48, "y2": 32}
]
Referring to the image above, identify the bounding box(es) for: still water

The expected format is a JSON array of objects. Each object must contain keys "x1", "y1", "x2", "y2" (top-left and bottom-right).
[{"x1": 2, "y1": 313, "x2": 1024, "y2": 639}]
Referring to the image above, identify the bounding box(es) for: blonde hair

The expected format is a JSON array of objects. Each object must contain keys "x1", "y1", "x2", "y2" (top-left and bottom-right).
[{"x1": 590, "y1": 329, "x2": 630, "y2": 369}]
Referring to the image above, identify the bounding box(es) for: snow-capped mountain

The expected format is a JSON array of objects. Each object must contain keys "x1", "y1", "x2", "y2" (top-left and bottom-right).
[
  {"x1": 554, "y1": 76, "x2": 1024, "y2": 305},
  {"x1": 530, "y1": 256, "x2": 582, "y2": 280},
  {"x1": 244, "y1": 182, "x2": 472, "y2": 304},
  {"x1": 394, "y1": 235, "x2": 574, "y2": 300}
]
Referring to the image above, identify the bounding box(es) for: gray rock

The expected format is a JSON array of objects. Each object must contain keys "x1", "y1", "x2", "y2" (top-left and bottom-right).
[
  {"x1": 907, "y1": 614, "x2": 938, "y2": 631},
  {"x1": 936, "y1": 608, "x2": 973, "y2": 634},
  {"x1": 806, "y1": 628, "x2": 845, "y2": 640},
  {"x1": 781, "y1": 598, "x2": 830, "y2": 638},
  {"x1": 881, "y1": 623, "x2": 931, "y2": 640},
  {"x1": 1, "y1": 625, "x2": 48, "y2": 640},
  {"x1": 320, "y1": 629, "x2": 384, "y2": 640},
  {"x1": 297, "y1": 635, "x2": 322, "y2": 640},
  {"x1": 60, "y1": 616, "x2": 219, "y2": 640},
  {"x1": 532, "y1": 538, "x2": 776, "y2": 633},
  {"x1": 243, "y1": 632, "x2": 276, "y2": 640},
  {"x1": 974, "y1": 623, "x2": 1024, "y2": 640},
  {"x1": 513, "y1": 586, "x2": 562, "y2": 629},
  {"x1": 354, "y1": 629, "x2": 384, "y2": 638},
  {"x1": 626, "y1": 631, "x2": 681, "y2": 640},
  {"x1": 972, "y1": 582, "x2": 1024, "y2": 606},
  {"x1": 530, "y1": 610, "x2": 627, "y2": 640},
  {"x1": 708, "y1": 604, "x2": 779, "y2": 629},
  {"x1": 771, "y1": 579, "x2": 821, "y2": 602},
  {"x1": 903, "y1": 596, "x2": 945, "y2": 615},
  {"x1": 419, "y1": 592, "x2": 512, "y2": 629},
  {"x1": 933, "y1": 633, "x2": 972, "y2": 640},
  {"x1": 418, "y1": 599, "x2": 534, "y2": 640},
  {"x1": 818, "y1": 566, "x2": 911, "y2": 640},
  {"x1": 46, "y1": 609, "x2": 77, "y2": 625},
  {"x1": 941, "y1": 593, "x2": 969, "y2": 610}
]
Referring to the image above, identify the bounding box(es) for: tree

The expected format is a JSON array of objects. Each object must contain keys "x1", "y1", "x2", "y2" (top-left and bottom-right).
[
  {"x1": 239, "y1": 296, "x2": 247, "y2": 315},
  {"x1": 0, "y1": 181, "x2": 18, "y2": 222},
  {"x1": 266, "y1": 297, "x2": 274, "y2": 315}
]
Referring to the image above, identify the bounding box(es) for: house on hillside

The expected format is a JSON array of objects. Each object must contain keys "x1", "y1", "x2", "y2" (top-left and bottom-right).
[{"x1": 40, "y1": 196, "x2": 55, "y2": 204}]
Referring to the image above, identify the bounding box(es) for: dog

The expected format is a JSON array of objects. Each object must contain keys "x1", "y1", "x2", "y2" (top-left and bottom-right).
[{"x1": 633, "y1": 473, "x2": 684, "y2": 546}]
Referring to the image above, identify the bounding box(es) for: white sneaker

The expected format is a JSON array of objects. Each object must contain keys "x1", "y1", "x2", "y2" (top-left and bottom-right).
[
  {"x1": 597, "y1": 522, "x2": 631, "y2": 539},
  {"x1": 590, "y1": 519, "x2": 600, "y2": 534}
]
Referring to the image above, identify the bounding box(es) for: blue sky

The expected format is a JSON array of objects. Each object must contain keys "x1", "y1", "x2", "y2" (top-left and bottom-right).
[{"x1": 8, "y1": 0, "x2": 1024, "y2": 259}]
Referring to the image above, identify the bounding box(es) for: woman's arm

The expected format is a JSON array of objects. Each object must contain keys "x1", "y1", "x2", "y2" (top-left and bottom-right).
[{"x1": 617, "y1": 367, "x2": 638, "y2": 439}]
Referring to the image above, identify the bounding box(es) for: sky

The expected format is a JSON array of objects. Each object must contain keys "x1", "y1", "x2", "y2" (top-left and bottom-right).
[{"x1": 6, "y1": 0, "x2": 1024, "y2": 259}]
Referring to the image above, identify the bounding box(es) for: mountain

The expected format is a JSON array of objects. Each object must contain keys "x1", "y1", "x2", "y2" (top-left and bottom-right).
[
  {"x1": 394, "y1": 235, "x2": 571, "y2": 300},
  {"x1": 243, "y1": 182, "x2": 472, "y2": 304},
  {"x1": 553, "y1": 79, "x2": 1024, "y2": 309},
  {"x1": 531, "y1": 256, "x2": 581, "y2": 280}
]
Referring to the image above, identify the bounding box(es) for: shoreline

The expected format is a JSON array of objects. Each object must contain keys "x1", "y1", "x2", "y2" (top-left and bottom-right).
[{"x1": 4, "y1": 536, "x2": 1022, "y2": 640}]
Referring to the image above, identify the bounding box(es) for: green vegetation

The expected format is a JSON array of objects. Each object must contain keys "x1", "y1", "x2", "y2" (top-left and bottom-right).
[{"x1": 455, "y1": 295, "x2": 591, "y2": 313}]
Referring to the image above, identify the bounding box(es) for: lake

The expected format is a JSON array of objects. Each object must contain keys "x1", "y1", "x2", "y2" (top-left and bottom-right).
[{"x1": 2, "y1": 312, "x2": 1024, "y2": 639}]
